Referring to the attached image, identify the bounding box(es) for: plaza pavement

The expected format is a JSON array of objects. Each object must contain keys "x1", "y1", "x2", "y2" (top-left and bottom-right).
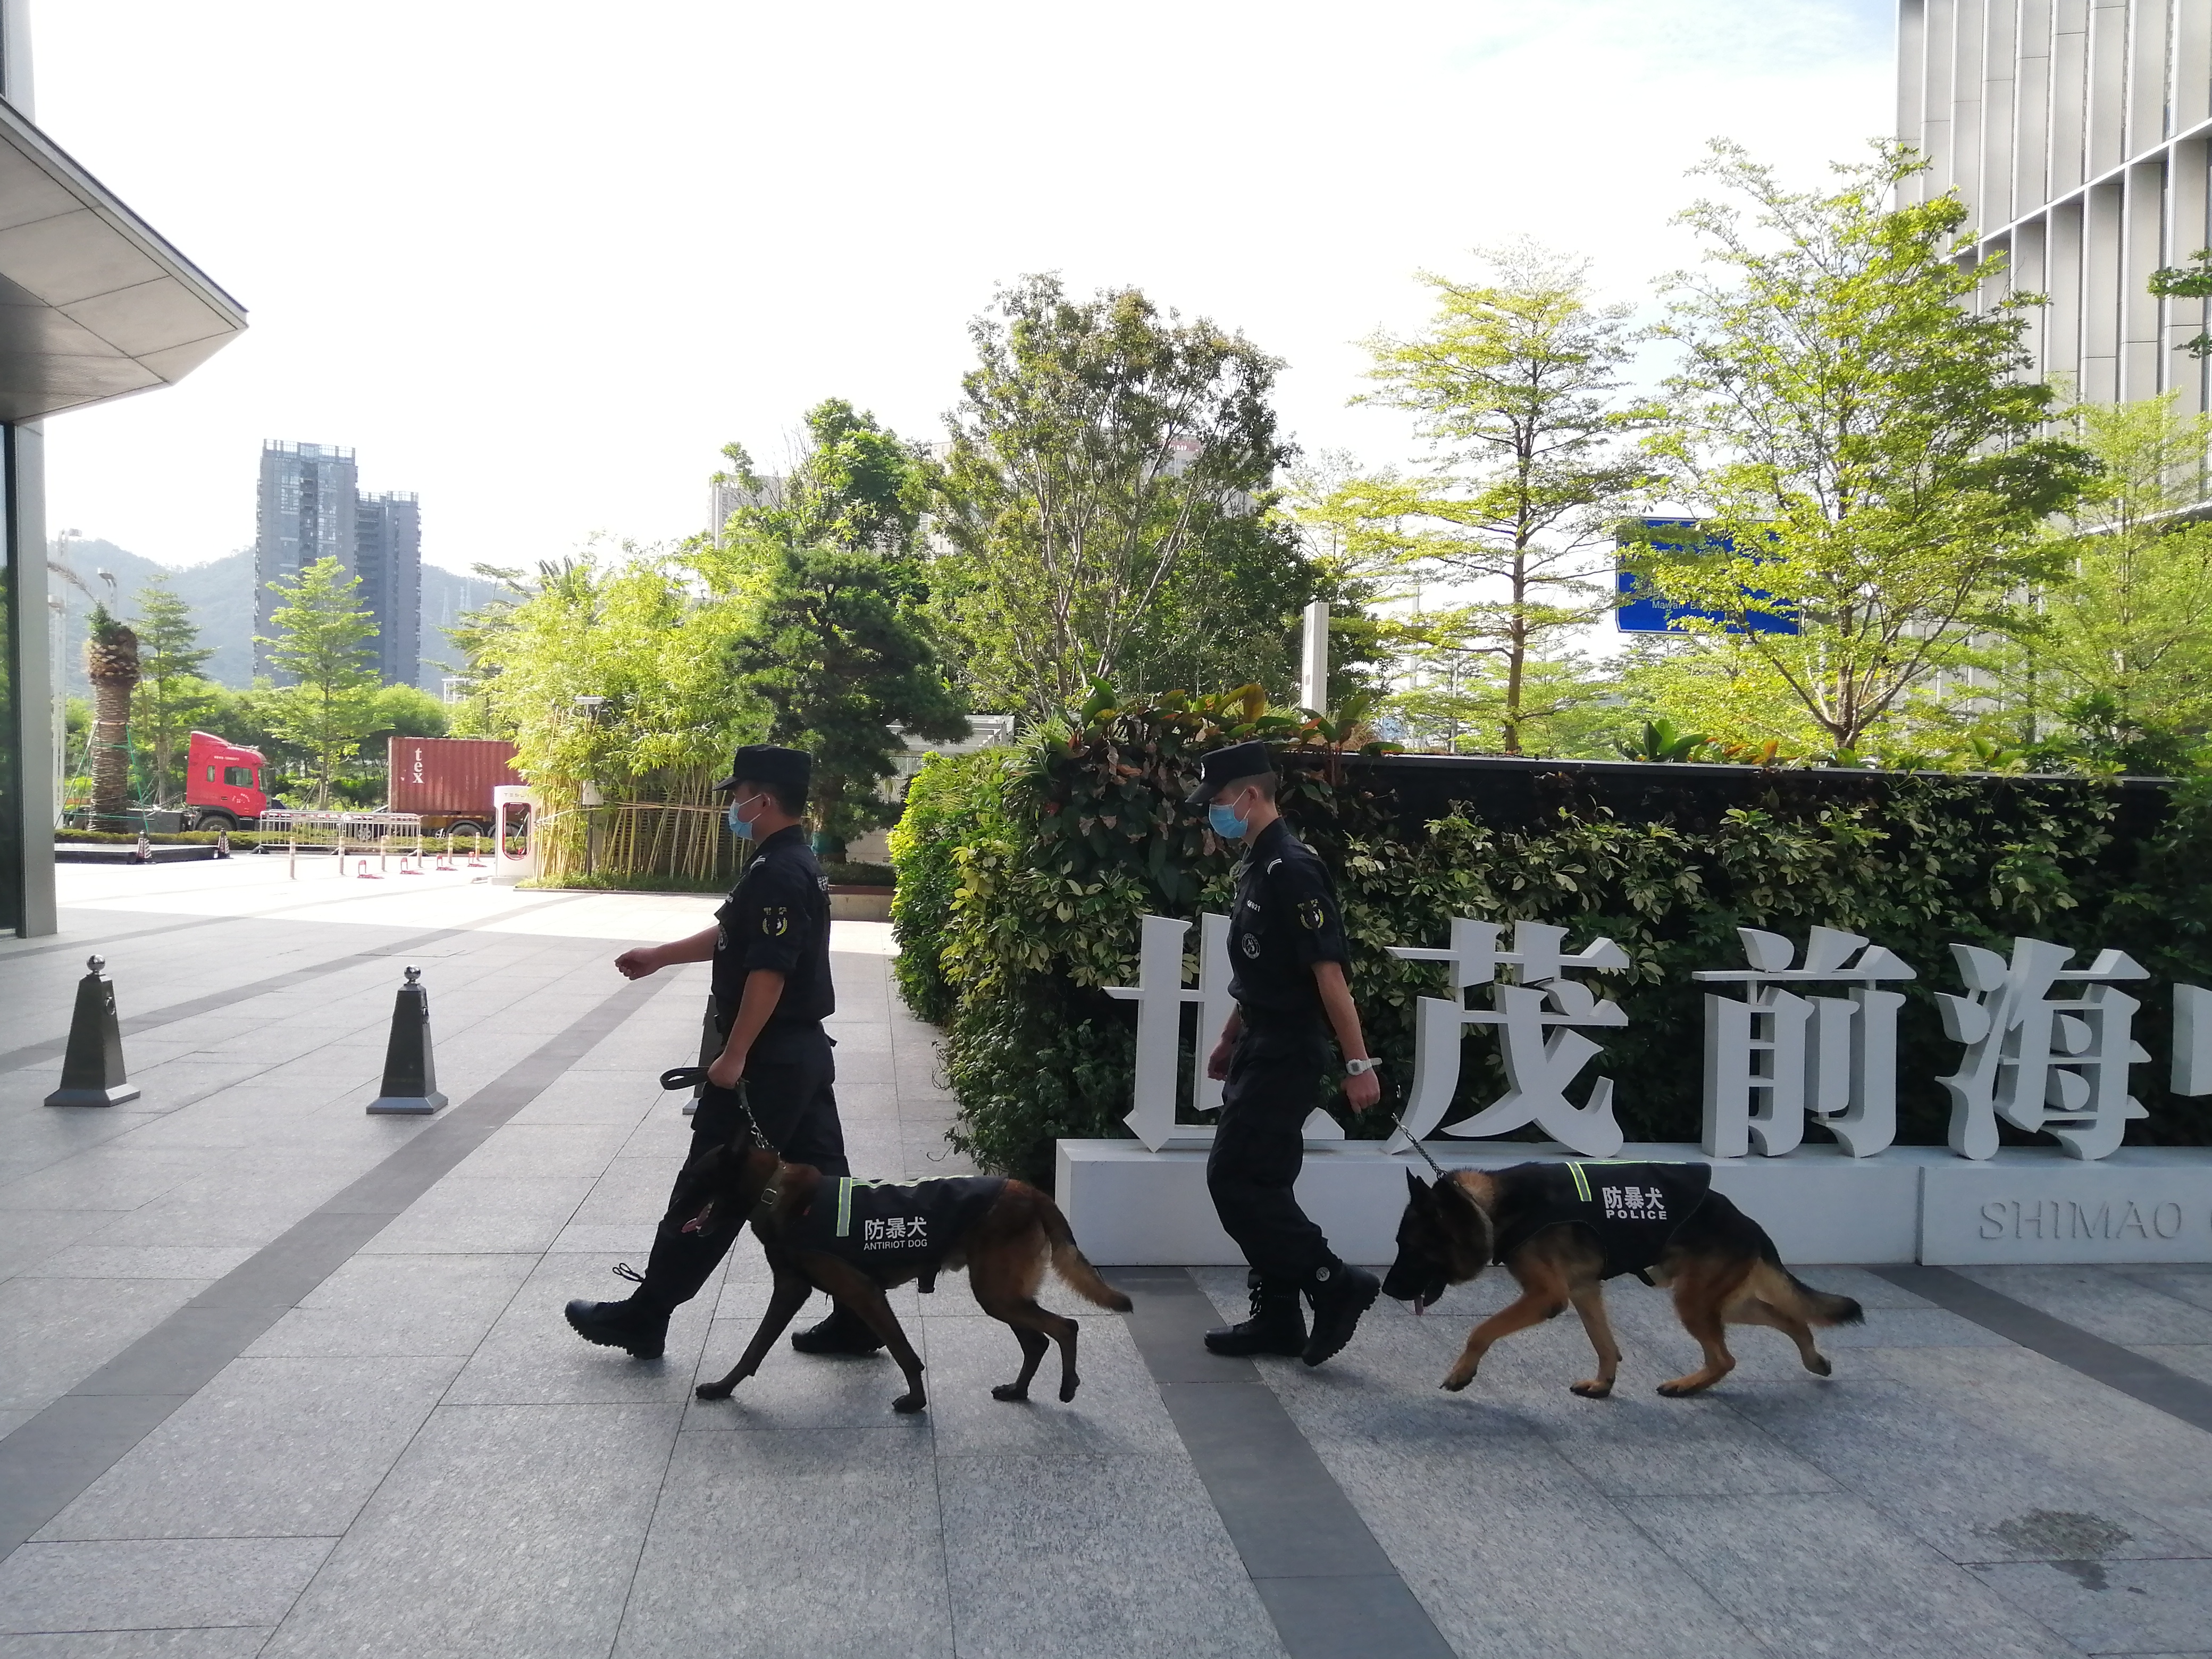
[{"x1": 1, "y1": 856, "x2": 2210, "y2": 1657}]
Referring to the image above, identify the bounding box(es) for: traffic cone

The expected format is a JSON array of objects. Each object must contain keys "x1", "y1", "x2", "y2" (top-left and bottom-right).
[
  {"x1": 367, "y1": 966, "x2": 448, "y2": 1115},
  {"x1": 45, "y1": 956, "x2": 142, "y2": 1108}
]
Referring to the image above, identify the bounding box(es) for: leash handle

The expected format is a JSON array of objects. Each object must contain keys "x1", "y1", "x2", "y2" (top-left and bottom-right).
[{"x1": 659, "y1": 1067, "x2": 778, "y2": 1159}]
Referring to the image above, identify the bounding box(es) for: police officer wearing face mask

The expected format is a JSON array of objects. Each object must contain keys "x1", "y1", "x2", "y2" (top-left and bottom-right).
[
  {"x1": 1186, "y1": 741, "x2": 1383, "y2": 1365},
  {"x1": 565, "y1": 744, "x2": 881, "y2": 1359}
]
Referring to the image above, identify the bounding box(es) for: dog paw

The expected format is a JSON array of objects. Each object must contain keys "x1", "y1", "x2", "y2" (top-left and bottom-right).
[
  {"x1": 1440, "y1": 1372, "x2": 1472, "y2": 1393},
  {"x1": 991, "y1": 1384, "x2": 1029, "y2": 1403},
  {"x1": 892, "y1": 1393, "x2": 927, "y2": 1414},
  {"x1": 1058, "y1": 1375, "x2": 1080, "y2": 1403},
  {"x1": 1806, "y1": 1354, "x2": 1833, "y2": 1377},
  {"x1": 694, "y1": 1383, "x2": 732, "y2": 1402},
  {"x1": 1570, "y1": 1380, "x2": 1614, "y2": 1399},
  {"x1": 1656, "y1": 1379, "x2": 1706, "y2": 1397}
]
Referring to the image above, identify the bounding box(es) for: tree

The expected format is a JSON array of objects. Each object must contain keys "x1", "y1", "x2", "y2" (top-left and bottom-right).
[
  {"x1": 1336, "y1": 241, "x2": 1650, "y2": 753},
  {"x1": 932, "y1": 274, "x2": 1303, "y2": 715},
  {"x1": 1629, "y1": 141, "x2": 2097, "y2": 756},
  {"x1": 129, "y1": 574, "x2": 217, "y2": 803},
  {"x1": 2012, "y1": 395, "x2": 2212, "y2": 770},
  {"x1": 257, "y1": 556, "x2": 380, "y2": 807},
  {"x1": 730, "y1": 546, "x2": 969, "y2": 854},
  {"x1": 723, "y1": 400, "x2": 969, "y2": 852},
  {"x1": 82, "y1": 604, "x2": 140, "y2": 826}
]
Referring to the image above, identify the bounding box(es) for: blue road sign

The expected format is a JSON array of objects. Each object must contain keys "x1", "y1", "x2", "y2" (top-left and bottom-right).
[{"x1": 1615, "y1": 518, "x2": 1798, "y2": 635}]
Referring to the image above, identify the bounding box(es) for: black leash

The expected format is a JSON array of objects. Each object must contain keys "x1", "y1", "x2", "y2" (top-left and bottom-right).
[{"x1": 659, "y1": 1066, "x2": 778, "y2": 1159}]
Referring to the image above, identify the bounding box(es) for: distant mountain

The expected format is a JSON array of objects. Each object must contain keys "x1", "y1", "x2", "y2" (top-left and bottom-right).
[{"x1": 46, "y1": 540, "x2": 504, "y2": 695}]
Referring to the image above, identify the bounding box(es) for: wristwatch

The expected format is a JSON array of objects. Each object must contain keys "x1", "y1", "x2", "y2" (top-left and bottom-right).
[{"x1": 1344, "y1": 1057, "x2": 1380, "y2": 1076}]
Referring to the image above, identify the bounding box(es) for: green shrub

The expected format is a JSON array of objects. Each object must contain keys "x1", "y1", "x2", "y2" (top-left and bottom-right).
[
  {"x1": 890, "y1": 750, "x2": 1006, "y2": 1024},
  {"x1": 896, "y1": 687, "x2": 2212, "y2": 1186}
]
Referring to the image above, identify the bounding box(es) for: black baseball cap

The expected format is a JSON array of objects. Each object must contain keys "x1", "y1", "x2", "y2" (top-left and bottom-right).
[
  {"x1": 713, "y1": 744, "x2": 811, "y2": 797},
  {"x1": 1183, "y1": 740, "x2": 1275, "y2": 807}
]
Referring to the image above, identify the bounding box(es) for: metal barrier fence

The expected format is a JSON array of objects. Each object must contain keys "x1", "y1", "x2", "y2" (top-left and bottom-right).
[{"x1": 257, "y1": 810, "x2": 426, "y2": 848}]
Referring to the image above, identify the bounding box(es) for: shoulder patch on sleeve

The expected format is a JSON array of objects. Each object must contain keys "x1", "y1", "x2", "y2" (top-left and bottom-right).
[
  {"x1": 1297, "y1": 896, "x2": 1327, "y2": 931},
  {"x1": 760, "y1": 906, "x2": 791, "y2": 937}
]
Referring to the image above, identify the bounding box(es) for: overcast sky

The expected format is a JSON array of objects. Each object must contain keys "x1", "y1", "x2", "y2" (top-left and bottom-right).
[{"x1": 34, "y1": 0, "x2": 1894, "y2": 576}]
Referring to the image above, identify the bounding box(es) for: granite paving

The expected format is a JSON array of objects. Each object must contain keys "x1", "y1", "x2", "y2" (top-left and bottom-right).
[{"x1": 3, "y1": 859, "x2": 2210, "y2": 1656}]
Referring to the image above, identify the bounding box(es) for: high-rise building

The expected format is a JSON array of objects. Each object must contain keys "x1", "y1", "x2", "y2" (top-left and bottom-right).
[
  {"x1": 1897, "y1": 1, "x2": 2212, "y2": 413},
  {"x1": 356, "y1": 492, "x2": 422, "y2": 688},
  {"x1": 1, "y1": 1, "x2": 248, "y2": 935},
  {"x1": 254, "y1": 441, "x2": 359, "y2": 680}
]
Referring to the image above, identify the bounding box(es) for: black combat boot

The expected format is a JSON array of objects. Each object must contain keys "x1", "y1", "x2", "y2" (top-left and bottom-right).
[
  {"x1": 1301, "y1": 1258, "x2": 1381, "y2": 1367},
  {"x1": 790, "y1": 1300, "x2": 886, "y2": 1356},
  {"x1": 1204, "y1": 1272, "x2": 1309, "y2": 1357},
  {"x1": 564, "y1": 1265, "x2": 671, "y2": 1360}
]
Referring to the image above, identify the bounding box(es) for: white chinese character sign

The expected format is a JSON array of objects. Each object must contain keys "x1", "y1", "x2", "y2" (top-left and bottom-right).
[
  {"x1": 1937, "y1": 937, "x2": 2150, "y2": 1161},
  {"x1": 1694, "y1": 926, "x2": 1914, "y2": 1159},
  {"x1": 1387, "y1": 919, "x2": 1631, "y2": 1158},
  {"x1": 1103, "y1": 912, "x2": 2209, "y2": 1164},
  {"x1": 2177, "y1": 984, "x2": 2210, "y2": 1097},
  {"x1": 1105, "y1": 915, "x2": 1345, "y2": 1151}
]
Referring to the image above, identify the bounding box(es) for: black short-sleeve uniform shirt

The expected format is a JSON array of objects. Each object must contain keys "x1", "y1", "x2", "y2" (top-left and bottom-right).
[
  {"x1": 1226, "y1": 818, "x2": 1350, "y2": 1023},
  {"x1": 711, "y1": 824, "x2": 835, "y2": 1032}
]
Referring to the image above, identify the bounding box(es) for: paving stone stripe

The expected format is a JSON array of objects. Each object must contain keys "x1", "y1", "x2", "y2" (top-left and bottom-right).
[
  {"x1": 1872, "y1": 1264, "x2": 2212, "y2": 1434},
  {"x1": 1115, "y1": 1266, "x2": 1455, "y2": 1659},
  {"x1": 0, "y1": 914, "x2": 249, "y2": 961},
  {"x1": 0, "y1": 969, "x2": 672, "y2": 1556},
  {"x1": 0, "y1": 895, "x2": 578, "y2": 1076}
]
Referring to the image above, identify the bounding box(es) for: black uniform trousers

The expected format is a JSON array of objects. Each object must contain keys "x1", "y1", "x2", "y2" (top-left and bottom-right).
[
  {"x1": 1205, "y1": 1018, "x2": 1333, "y2": 1283},
  {"x1": 639, "y1": 1023, "x2": 850, "y2": 1313}
]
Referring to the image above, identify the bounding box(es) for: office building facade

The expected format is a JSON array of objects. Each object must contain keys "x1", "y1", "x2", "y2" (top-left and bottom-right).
[
  {"x1": 356, "y1": 491, "x2": 421, "y2": 688},
  {"x1": 1898, "y1": 0, "x2": 2212, "y2": 411},
  {"x1": 253, "y1": 441, "x2": 358, "y2": 679},
  {"x1": 0, "y1": 1, "x2": 247, "y2": 935}
]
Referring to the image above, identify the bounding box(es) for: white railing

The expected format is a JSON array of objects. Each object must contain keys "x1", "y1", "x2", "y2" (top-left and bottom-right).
[{"x1": 258, "y1": 810, "x2": 424, "y2": 846}]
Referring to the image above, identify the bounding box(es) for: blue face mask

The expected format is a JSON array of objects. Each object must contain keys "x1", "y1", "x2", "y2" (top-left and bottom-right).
[
  {"x1": 1208, "y1": 802, "x2": 1250, "y2": 840},
  {"x1": 726, "y1": 793, "x2": 762, "y2": 842}
]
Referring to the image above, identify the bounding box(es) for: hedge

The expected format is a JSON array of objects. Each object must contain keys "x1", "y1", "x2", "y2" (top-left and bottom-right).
[{"x1": 889, "y1": 689, "x2": 2212, "y2": 1186}]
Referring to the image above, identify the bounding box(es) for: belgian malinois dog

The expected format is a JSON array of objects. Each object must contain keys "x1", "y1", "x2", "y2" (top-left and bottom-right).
[
  {"x1": 1382, "y1": 1162, "x2": 1863, "y2": 1398},
  {"x1": 675, "y1": 1131, "x2": 1132, "y2": 1415}
]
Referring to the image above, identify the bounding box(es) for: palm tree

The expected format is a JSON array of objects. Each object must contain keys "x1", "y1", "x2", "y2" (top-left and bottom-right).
[{"x1": 83, "y1": 603, "x2": 141, "y2": 828}]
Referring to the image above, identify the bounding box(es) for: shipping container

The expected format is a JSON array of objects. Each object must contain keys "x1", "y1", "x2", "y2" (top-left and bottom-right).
[{"x1": 388, "y1": 737, "x2": 524, "y2": 834}]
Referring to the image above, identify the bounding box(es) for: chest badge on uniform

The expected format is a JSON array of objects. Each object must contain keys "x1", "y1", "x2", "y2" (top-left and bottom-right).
[
  {"x1": 1297, "y1": 898, "x2": 1327, "y2": 931},
  {"x1": 761, "y1": 906, "x2": 790, "y2": 937},
  {"x1": 1241, "y1": 934, "x2": 1262, "y2": 959}
]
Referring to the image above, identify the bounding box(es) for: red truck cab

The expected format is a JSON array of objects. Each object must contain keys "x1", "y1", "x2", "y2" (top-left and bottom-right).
[{"x1": 185, "y1": 731, "x2": 270, "y2": 830}]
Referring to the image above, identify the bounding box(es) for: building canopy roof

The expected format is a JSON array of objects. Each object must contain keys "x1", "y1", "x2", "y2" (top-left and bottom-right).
[{"x1": 0, "y1": 97, "x2": 244, "y2": 423}]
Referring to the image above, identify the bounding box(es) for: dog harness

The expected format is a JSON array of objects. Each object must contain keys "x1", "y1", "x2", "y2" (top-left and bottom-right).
[
  {"x1": 787, "y1": 1175, "x2": 1008, "y2": 1278},
  {"x1": 1490, "y1": 1161, "x2": 1714, "y2": 1283}
]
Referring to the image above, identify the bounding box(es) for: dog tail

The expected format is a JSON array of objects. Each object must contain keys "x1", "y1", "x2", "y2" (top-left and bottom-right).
[
  {"x1": 1041, "y1": 1203, "x2": 1134, "y2": 1311},
  {"x1": 1750, "y1": 1259, "x2": 1864, "y2": 1328}
]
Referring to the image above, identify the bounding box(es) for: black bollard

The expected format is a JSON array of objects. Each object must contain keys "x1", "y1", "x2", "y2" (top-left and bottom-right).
[
  {"x1": 367, "y1": 965, "x2": 449, "y2": 1116},
  {"x1": 45, "y1": 955, "x2": 142, "y2": 1108},
  {"x1": 134, "y1": 831, "x2": 152, "y2": 864},
  {"x1": 681, "y1": 994, "x2": 716, "y2": 1117}
]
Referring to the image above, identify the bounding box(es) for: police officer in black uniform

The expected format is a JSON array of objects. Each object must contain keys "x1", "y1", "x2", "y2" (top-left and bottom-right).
[
  {"x1": 565, "y1": 744, "x2": 881, "y2": 1359},
  {"x1": 1187, "y1": 741, "x2": 1384, "y2": 1364}
]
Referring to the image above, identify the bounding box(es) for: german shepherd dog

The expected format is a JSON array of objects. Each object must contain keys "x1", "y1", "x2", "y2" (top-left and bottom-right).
[
  {"x1": 672, "y1": 1133, "x2": 1133, "y2": 1415},
  {"x1": 1382, "y1": 1167, "x2": 1864, "y2": 1397}
]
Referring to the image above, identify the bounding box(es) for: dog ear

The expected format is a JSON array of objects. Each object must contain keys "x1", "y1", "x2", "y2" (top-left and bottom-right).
[{"x1": 1405, "y1": 1169, "x2": 1428, "y2": 1203}]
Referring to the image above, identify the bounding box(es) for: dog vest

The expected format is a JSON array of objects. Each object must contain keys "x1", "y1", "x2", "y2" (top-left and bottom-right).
[
  {"x1": 1490, "y1": 1161, "x2": 1713, "y2": 1282},
  {"x1": 787, "y1": 1175, "x2": 1007, "y2": 1276}
]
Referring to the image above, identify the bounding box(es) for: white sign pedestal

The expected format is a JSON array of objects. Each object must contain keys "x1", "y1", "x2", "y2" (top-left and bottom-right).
[{"x1": 1056, "y1": 1138, "x2": 2212, "y2": 1267}]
